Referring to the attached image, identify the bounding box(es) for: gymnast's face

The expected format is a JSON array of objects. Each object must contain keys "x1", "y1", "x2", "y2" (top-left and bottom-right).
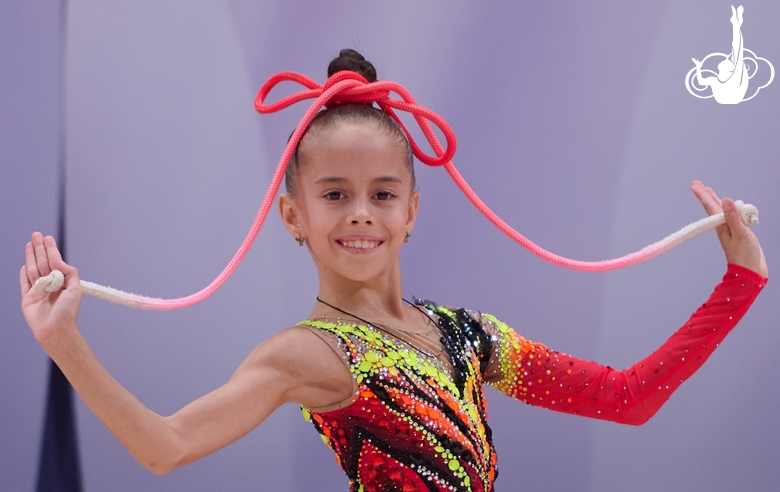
[{"x1": 279, "y1": 122, "x2": 419, "y2": 283}]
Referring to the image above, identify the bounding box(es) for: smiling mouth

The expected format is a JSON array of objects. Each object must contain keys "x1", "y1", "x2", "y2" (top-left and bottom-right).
[{"x1": 337, "y1": 239, "x2": 383, "y2": 251}]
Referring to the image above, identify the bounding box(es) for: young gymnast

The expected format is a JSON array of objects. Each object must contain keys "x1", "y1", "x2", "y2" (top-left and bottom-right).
[{"x1": 20, "y1": 50, "x2": 768, "y2": 491}]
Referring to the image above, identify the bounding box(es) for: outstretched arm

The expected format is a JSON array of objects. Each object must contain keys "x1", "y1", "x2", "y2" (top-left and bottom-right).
[
  {"x1": 483, "y1": 181, "x2": 767, "y2": 425},
  {"x1": 482, "y1": 263, "x2": 765, "y2": 425},
  {"x1": 20, "y1": 233, "x2": 353, "y2": 474}
]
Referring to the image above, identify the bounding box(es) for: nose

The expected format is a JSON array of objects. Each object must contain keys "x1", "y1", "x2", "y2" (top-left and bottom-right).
[{"x1": 347, "y1": 197, "x2": 374, "y2": 225}]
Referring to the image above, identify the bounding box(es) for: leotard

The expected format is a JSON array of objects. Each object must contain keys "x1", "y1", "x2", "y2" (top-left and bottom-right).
[{"x1": 298, "y1": 264, "x2": 766, "y2": 491}]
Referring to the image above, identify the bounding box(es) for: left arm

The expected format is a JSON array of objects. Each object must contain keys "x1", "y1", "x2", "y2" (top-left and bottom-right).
[
  {"x1": 483, "y1": 181, "x2": 767, "y2": 425},
  {"x1": 482, "y1": 264, "x2": 766, "y2": 425}
]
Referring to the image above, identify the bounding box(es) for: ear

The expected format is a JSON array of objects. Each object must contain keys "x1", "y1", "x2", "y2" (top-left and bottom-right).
[
  {"x1": 405, "y1": 190, "x2": 420, "y2": 233},
  {"x1": 278, "y1": 194, "x2": 305, "y2": 239}
]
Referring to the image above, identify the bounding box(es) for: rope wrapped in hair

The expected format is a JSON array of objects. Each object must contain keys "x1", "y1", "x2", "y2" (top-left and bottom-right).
[{"x1": 44, "y1": 66, "x2": 759, "y2": 309}]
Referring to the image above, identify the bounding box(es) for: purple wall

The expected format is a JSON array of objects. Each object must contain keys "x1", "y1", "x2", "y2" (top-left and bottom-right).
[
  {"x1": 4, "y1": 1, "x2": 779, "y2": 490},
  {"x1": 0, "y1": 1, "x2": 64, "y2": 490}
]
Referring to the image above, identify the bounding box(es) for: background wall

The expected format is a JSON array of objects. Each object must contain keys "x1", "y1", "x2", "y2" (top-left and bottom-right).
[
  {"x1": 0, "y1": 1, "x2": 65, "y2": 490},
  {"x1": 3, "y1": 1, "x2": 778, "y2": 491}
]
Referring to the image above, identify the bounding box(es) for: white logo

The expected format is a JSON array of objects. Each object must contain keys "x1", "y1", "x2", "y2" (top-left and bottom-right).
[{"x1": 685, "y1": 5, "x2": 774, "y2": 104}]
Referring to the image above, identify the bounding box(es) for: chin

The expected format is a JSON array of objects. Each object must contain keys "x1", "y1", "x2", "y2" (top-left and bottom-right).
[
  {"x1": 338, "y1": 268, "x2": 389, "y2": 283},
  {"x1": 332, "y1": 260, "x2": 398, "y2": 284}
]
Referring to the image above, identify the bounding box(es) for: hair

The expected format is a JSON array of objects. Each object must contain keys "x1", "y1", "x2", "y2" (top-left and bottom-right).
[{"x1": 284, "y1": 49, "x2": 415, "y2": 195}]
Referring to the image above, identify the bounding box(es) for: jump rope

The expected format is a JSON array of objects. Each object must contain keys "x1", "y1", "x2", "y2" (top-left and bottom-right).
[{"x1": 35, "y1": 70, "x2": 759, "y2": 309}]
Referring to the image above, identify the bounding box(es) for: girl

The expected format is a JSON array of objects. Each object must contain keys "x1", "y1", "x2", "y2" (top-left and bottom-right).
[{"x1": 20, "y1": 50, "x2": 768, "y2": 492}]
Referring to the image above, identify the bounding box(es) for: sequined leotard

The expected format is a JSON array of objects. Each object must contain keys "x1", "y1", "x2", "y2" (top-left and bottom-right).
[{"x1": 298, "y1": 265, "x2": 766, "y2": 492}]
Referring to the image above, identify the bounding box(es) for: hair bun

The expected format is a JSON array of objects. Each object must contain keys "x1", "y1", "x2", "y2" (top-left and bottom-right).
[{"x1": 327, "y1": 49, "x2": 377, "y2": 83}]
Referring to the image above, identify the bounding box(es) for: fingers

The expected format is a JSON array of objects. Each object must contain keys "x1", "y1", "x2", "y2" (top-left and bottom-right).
[
  {"x1": 25, "y1": 232, "x2": 75, "y2": 292},
  {"x1": 20, "y1": 265, "x2": 31, "y2": 297},
  {"x1": 26, "y1": 241, "x2": 40, "y2": 283},
  {"x1": 704, "y1": 185, "x2": 722, "y2": 208},
  {"x1": 23, "y1": 240, "x2": 49, "y2": 302},
  {"x1": 691, "y1": 181, "x2": 723, "y2": 216},
  {"x1": 722, "y1": 197, "x2": 750, "y2": 239},
  {"x1": 44, "y1": 235, "x2": 65, "y2": 271},
  {"x1": 31, "y1": 232, "x2": 52, "y2": 278},
  {"x1": 42, "y1": 234, "x2": 80, "y2": 288},
  {"x1": 692, "y1": 181, "x2": 733, "y2": 244}
]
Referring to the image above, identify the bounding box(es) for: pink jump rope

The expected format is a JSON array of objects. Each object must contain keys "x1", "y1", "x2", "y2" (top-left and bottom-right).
[{"x1": 35, "y1": 71, "x2": 759, "y2": 309}]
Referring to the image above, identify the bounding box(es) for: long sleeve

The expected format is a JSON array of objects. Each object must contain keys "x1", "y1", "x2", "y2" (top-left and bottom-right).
[{"x1": 481, "y1": 264, "x2": 767, "y2": 426}]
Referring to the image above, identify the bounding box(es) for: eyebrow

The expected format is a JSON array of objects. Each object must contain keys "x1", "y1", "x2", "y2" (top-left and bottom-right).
[{"x1": 314, "y1": 176, "x2": 404, "y2": 185}]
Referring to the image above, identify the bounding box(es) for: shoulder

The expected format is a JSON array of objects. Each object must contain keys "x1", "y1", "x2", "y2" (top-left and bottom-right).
[
  {"x1": 239, "y1": 326, "x2": 354, "y2": 407},
  {"x1": 254, "y1": 325, "x2": 348, "y2": 377}
]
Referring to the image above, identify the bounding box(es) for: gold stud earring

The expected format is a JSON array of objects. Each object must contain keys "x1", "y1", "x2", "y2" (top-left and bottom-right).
[
  {"x1": 295, "y1": 236, "x2": 305, "y2": 247},
  {"x1": 404, "y1": 232, "x2": 410, "y2": 243}
]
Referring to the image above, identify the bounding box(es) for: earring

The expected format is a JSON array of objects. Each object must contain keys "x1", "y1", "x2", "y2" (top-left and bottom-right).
[
  {"x1": 404, "y1": 232, "x2": 410, "y2": 243},
  {"x1": 295, "y1": 236, "x2": 305, "y2": 247}
]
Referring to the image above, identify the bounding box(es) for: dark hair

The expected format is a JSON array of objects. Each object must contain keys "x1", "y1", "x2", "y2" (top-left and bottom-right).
[{"x1": 284, "y1": 49, "x2": 415, "y2": 195}]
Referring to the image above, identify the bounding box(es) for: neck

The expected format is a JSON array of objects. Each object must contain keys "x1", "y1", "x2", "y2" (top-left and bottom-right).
[{"x1": 312, "y1": 261, "x2": 407, "y2": 323}]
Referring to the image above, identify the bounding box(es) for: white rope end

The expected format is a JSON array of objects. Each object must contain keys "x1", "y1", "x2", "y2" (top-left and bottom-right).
[
  {"x1": 33, "y1": 270, "x2": 64, "y2": 294},
  {"x1": 735, "y1": 200, "x2": 759, "y2": 226}
]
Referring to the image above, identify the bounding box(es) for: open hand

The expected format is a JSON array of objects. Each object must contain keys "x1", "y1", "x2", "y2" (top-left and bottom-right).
[
  {"x1": 691, "y1": 181, "x2": 768, "y2": 278},
  {"x1": 20, "y1": 232, "x2": 83, "y2": 344}
]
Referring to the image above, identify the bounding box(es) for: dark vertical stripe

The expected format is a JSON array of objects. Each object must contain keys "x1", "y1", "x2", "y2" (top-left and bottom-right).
[
  {"x1": 36, "y1": 0, "x2": 82, "y2": 490},
  {"x1": 36, "y1": 362, "x2": 83, "y2": 492}
]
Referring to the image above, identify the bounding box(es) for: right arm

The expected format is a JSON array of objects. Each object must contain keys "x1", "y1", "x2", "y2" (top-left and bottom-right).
[{"x1": 20, "y1": 233, "x2": 353, "y2": 475}]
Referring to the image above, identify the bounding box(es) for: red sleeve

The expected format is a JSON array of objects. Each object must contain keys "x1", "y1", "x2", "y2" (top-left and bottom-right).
[{"x1": 483, "y1": 264, "x2": 767, "y2": 425}]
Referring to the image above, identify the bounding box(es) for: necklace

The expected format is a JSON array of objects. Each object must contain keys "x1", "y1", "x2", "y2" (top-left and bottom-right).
[{"x1": 315, "y1": 297, "x2": 446, "y2": 360}]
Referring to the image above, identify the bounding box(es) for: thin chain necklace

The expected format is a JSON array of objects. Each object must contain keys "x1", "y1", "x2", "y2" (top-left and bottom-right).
[{"x1": 315, "y1": 297, "x2": 445, "y2": 359}]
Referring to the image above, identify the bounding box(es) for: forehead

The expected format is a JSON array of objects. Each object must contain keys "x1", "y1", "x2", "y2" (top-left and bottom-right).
[{"x1": 298, "y1": 123, "x2": 410, "y2": 183}]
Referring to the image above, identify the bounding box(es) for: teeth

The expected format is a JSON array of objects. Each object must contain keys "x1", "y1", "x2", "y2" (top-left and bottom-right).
[{"x1": 343, "y1": 240, "x2": 378, "y2": 249}]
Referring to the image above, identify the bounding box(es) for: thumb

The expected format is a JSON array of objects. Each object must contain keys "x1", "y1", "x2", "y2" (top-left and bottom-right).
[{"x1": 722, "y1": 198, "x2": 749, "y2": 239}]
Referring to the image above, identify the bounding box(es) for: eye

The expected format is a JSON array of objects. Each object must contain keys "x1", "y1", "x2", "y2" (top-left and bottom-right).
[
  {"x1": 323, "y1": 191, "x2": 345, "y2": 201},
  {"x1": 374, "y1": 190, "x2": 397, "y2": 201}
]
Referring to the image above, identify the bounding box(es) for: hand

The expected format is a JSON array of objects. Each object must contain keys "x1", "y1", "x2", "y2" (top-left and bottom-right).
[
  {"x1": 692, "y1": 58, "x2": 703, "y2": 68},
  {"x1": 20, "y1": 232, "x2": 83, "y2": 344},
  {"x1": 691, "y1": 181, "x2": 768, "y2": 278}
]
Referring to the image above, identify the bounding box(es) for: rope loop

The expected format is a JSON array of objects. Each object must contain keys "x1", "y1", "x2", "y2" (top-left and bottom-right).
[{"x1": 254, "y1": 70, "x2": 456, "y2": 167}]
